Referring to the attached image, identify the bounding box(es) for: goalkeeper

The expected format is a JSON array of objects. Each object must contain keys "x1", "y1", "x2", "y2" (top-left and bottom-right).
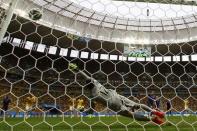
[{"x1": 69, "y1": 63, "x2": 165, "y2": 125}]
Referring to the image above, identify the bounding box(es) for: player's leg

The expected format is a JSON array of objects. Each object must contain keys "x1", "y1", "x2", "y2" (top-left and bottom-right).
[
  {"x1": 120, "y1": 96, "x2": 165, "y2": 118},
  {"x1": 77, "y1": 105, "x2": 84, "y2": 117},
  {"x1": 184, "y1": 108, "x2": 193, "y2": 116},
  {"x1": 118, "y1": 109, "x2": 150, "y2": 121},
  {"x1": 4, "y1": 106, "x2": 8, "y2": 117},
  {"x1": 84, "y1": 99, "x2": 96, "y2": 118},
  {"x1": 133, "y1": 112, "x2": 163, "y2": 124},
  {"x1": 80, "y1": 106, "x2": 85, "y2": 117},
  {"x1": 25, "y1": 104, "x2": 30, "y2": 119},
  {"x1": 139, "y1": 104, "x2": 164, "y2": 118},
  {"x1": 118, "y1": 109, "x2": 164, "y2": 125},
  {"x1": 0, "y1": 107, "x2": 5, "y2": 116},
  {"x1": 69, "y1": 106, "x2": 73, "y2": 118}
]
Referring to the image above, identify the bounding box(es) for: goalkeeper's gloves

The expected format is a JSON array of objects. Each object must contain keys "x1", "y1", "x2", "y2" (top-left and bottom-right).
[{"x1": 68, "y1": 63, "x2": 78, "y2": 71}]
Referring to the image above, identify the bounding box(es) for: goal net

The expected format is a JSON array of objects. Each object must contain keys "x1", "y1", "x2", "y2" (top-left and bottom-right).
[{"x1": 0, "y1": 0, "x2": 197, "y2": 130}]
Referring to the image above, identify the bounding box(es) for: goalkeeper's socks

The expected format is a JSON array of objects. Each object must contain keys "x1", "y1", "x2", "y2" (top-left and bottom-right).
[
  {"x1": 152, "y1": 111, "x2": 165, "y2": 118},
  {"x1": 152, "y1": 116, "x2": 164, "y2": 125}
]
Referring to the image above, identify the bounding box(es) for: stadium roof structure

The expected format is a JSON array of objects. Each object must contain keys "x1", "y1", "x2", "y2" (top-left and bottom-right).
[
  {"x1": 115, "y1": 0, "x2": 197, "y2": 5},
  {"x1": 2, "y1": 0, "x2": 197, "y2": 44}
]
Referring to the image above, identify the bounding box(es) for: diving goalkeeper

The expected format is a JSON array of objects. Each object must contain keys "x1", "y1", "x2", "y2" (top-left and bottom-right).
[{"x1": 68, "y1": 63, "x2": 165, "y2": 125}]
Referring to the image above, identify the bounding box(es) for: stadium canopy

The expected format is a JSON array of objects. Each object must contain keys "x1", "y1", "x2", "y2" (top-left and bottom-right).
[
  {"x1": 113, "y1": 0, "x2": 197, "y2": 5},
  {"x1": 2, "y1": 0, "x2": 197, "y2": 44}
]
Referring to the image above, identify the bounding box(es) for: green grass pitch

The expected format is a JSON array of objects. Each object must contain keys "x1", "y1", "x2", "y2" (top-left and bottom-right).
[{"x1": 0, "y1": 115, "x2": 197, "y2": 131}]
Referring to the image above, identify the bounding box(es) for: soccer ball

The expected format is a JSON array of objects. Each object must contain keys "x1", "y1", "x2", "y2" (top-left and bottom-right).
[{"x1": 28, "y1": 8, "x2": 42, "y2": 21}]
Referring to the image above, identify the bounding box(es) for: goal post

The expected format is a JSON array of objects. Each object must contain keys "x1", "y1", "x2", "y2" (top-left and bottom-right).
[{"x1": 0, "y1": 0, "x2": 18, "y2": 45}]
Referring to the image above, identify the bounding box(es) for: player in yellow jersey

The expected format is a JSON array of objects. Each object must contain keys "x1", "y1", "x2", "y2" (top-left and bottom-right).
[
  {"x1": 69, "y1": 98, "x2": 76, "y2": 118},
  {"x1": 183, "y1": 99, "x2": 190, "y2": 116},
  {"x1": 77, "y1": 98, "x2": 85, "y2": 112},
  {"x1": 184, "y1": 99, "x2": 189, "y2": 110},
  {"x1": 25, "y1": 96, "x2": 37, "y2": 118},
  {"x1": 183, "y1": 99, "x2": 194, "y2": 116}
]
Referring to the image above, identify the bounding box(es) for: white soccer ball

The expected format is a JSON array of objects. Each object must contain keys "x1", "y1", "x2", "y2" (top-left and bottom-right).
[{"x1": 28, "y1": 8, "x2": 42, "y2": 21}]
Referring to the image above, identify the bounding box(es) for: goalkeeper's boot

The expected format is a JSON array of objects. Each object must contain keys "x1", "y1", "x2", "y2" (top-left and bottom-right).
[
  {"x1": 152, "y1": 111, "x2": 165, "y2": 118},
  {"x1": 152, "y1": 116, "x2": 164, "y2": 125}
]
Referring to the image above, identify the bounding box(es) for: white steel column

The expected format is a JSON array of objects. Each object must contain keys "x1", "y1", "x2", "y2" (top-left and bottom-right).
[{"x1": 0, "y1": 0, "x2": 18, "y2": 44}]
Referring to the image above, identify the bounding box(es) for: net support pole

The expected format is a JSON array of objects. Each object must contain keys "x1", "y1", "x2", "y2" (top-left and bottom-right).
[{"x1": 0, "y1": 0, "x2": 18, "y2": 45}]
